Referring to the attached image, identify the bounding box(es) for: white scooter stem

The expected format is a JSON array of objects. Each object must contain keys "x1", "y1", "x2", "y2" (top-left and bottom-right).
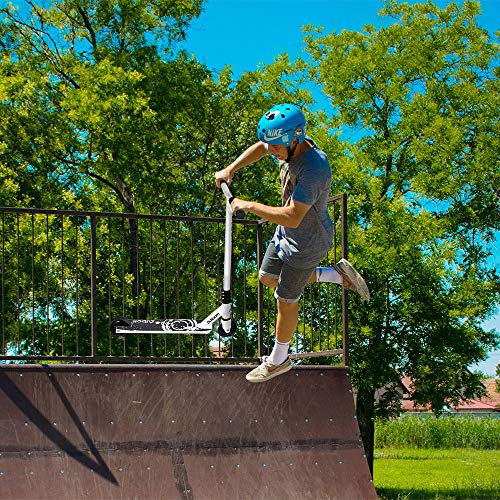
[
  {"x1": 219, "y1": 181, "x2": 243, "y2": 334},
  {"x1": 222, "y1": 186, "x2": 233, "y2": 300}
]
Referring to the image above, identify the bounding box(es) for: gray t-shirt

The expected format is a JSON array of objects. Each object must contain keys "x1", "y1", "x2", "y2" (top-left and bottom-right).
[{"x1": 274, "y1": 141, "x2": 334, "y2": 269}]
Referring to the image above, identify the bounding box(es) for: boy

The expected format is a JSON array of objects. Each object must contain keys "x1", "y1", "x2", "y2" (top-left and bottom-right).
[{"x1": 215, "y1": 104, "x2": 369, "y2": 382}]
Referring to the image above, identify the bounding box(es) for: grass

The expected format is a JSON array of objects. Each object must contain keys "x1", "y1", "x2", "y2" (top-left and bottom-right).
[
  {"x1": 374, "y1": 447, "x2": 500, "y2": 499},
  {"x1": 375, "y1": 416, "x2": 500, "y2": 450}
]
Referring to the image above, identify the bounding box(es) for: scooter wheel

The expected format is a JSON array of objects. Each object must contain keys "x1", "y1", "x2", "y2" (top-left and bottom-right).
[{"x1": 218, "y1": 319, "x2": 237, "y2": 338}]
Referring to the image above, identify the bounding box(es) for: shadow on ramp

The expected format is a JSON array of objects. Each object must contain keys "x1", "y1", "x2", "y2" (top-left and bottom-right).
[{"x1": 0, "y1": 364, "x2": 377, "y2": 499}]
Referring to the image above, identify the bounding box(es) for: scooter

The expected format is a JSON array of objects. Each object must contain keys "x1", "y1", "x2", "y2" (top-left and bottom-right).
[{"x1": 110, "y1": 181, "x2": 243, "y2": 338}]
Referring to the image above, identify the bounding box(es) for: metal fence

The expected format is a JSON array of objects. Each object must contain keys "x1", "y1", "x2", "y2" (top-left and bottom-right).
[{"x1": 0, "y1": 196, "x2": 348, "y2": 364}]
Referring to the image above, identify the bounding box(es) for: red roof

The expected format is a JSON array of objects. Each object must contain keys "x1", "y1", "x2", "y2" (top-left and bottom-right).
[{"x1": 401, "y1": 377, "x2": 500, "y2": 412}]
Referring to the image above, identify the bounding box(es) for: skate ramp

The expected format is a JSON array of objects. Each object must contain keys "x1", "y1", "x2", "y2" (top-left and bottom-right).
[{"x1": 0, "y1": 364, "x2": 377, "y2": 499}]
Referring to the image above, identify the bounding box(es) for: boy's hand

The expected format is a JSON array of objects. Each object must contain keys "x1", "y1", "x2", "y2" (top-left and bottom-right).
[
  {"x1": 214, "y1": 168, "x2": 233, "y2": 188},
  {"x1": 230, "y1": 197, "x2": 252, "y2": 216}
]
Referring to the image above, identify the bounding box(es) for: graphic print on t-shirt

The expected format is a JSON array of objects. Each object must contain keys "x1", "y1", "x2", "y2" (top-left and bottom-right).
[{"x1": 280, "y1": 160, "x2": 295, "y2": 207}]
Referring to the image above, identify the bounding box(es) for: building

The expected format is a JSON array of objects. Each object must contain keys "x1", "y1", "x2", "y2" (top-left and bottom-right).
[{"x1": 399, "y1": 376, "x2": 500, "y2": 417}]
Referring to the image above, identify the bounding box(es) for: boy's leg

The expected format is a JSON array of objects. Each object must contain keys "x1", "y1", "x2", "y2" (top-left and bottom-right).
[
  {"x1": 310, "y1": 259, "x2": 371, "y2": 302},
  {"x1": 247, "y1": 252, "x2": 314, "y2": 383},
  {"x1": 266, "y1": 299, "x2": 298, "y2": 366},
  {"x1": 275, "y1": 299, "x2": 299, "y2": 344},
  {"x1": 310, "y1": 267, "x2": 343, "y2": 284}
]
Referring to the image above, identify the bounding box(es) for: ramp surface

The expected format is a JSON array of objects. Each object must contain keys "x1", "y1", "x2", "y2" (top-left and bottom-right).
[{"x1": 0, "y1": 364, "x2": 377, "y2": 499}]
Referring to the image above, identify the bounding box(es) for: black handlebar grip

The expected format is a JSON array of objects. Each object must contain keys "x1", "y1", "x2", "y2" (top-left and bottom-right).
[{"x1": 219, "y1": 180, "x2": 245, "y2": 218}]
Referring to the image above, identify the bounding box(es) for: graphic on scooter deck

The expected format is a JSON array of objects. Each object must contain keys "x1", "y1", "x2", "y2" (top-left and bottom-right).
[
  {"x1": 110, "y1": 317, "x2": 212, "y2": 335},
  {"x1": 110, "y1": 304, "x2": 237, "y2": 337}
]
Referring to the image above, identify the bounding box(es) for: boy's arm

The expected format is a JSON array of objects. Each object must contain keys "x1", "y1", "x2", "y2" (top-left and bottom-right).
[
  {"x1": 231, "y1": 198, "x2": 312, "y2": 229},
  {"x1": 214, "y1": 142, "x2": 268, "y2": 187}
]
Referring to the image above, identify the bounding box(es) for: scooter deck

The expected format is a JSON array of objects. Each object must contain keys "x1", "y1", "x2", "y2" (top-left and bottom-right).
[{"x1": 110, "y1": 317, "x2": 212, "y2": 335}]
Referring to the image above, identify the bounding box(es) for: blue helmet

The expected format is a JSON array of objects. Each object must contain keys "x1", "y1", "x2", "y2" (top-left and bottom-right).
[{"x1": 257, "y1": 103, "x2": 306, "y2": 147}]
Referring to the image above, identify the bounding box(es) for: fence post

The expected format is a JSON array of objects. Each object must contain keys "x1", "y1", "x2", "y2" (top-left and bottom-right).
[
  {"x1": 341, "y1": 194, "x2": 349, "y2": 367},
  {"x1": 90, "y1": 216, "x2": 98, "y2": 357},
  {"x1": 257, "y1": 222, "x2": 264, "y2": 357}
]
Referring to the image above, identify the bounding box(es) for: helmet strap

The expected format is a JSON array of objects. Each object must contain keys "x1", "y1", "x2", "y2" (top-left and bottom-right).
[{"x1": 285, "y1": 140, "x2": 298, "y2": 163}]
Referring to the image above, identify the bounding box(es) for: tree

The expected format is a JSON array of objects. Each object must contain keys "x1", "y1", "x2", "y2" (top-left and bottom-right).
[
  {"x1": 1, "y1": 0, "x2": 208, "y2": 212},
  {"x1": 301, "y1": 0, "x2": 500, "y2": 472},
  {"x1": 0, "y1": 1, "x2": 307, "y2": 214}
]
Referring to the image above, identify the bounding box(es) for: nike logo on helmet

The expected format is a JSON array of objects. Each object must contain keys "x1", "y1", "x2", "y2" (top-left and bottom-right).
[
  {"x1": 264, "y1": 128, "x2": 282, "y2": 138},
  {"x1": 263, "y1": 129, "x2": 291, "y2": 143},
  {"x1": 264, "y1": 133, "x2": 286, "y2": 142}
]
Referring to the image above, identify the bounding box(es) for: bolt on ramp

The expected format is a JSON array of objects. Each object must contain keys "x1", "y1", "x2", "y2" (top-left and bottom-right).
[{"x1": 0, "y1": 364, "x2": 377, "y2": 499}]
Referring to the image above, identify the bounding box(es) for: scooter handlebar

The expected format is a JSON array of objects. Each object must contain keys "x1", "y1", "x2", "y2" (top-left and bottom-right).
[{"x1": 220, "y1": 181, "x2": 245, "y2": 219}]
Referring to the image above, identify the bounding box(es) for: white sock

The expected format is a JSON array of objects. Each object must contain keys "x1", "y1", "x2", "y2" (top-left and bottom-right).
[
  {"x1": 315, "y1": 267, "x2": 343, "y2": 284},
  {"x1": 268, "y1": 340, "x2": 290, "y2": 366}
]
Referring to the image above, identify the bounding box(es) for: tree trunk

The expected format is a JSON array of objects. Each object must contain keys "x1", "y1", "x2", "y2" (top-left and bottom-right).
[{"x1": 356, "y1": 384, "x2": 375, "y2": 477}]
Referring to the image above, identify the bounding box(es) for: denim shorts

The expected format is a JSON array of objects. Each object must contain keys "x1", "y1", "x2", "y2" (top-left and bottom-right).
[{"x1": 259, "y1": 241, "x2": 317, "y2": 303}]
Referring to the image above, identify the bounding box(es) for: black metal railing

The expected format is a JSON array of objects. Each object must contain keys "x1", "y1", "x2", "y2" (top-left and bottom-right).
[{"x1": 0, "y1": 196, "x2": 348, "y2": 364}]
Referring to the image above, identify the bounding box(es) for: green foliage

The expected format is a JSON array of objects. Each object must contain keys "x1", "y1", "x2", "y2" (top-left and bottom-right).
[
  {"x1": 375, "y1": 415, "x2": 500, "y2": 449},
  {"x1": 0, "y1": 0, "x2": 266, "y2": 214},
  {"x1": 0, "y1": 0, "x2": 312, "y2": 217}
]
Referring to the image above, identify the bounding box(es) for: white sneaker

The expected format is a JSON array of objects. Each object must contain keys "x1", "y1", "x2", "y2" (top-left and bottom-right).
[
  {"x1": 245, "y1": 356, "x2": 292, "y2": 383},
  {"x1": 334, "y1": 258, "x2": 371, "y2": 301}
]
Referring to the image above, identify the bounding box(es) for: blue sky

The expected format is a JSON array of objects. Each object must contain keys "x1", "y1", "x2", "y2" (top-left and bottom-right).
[
  {"x1": 184, "y1": 0, "x2": 499, "y2": 376},
  {"x1": 185, "y1": 0, "x2": 499, "y2": 78}
]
